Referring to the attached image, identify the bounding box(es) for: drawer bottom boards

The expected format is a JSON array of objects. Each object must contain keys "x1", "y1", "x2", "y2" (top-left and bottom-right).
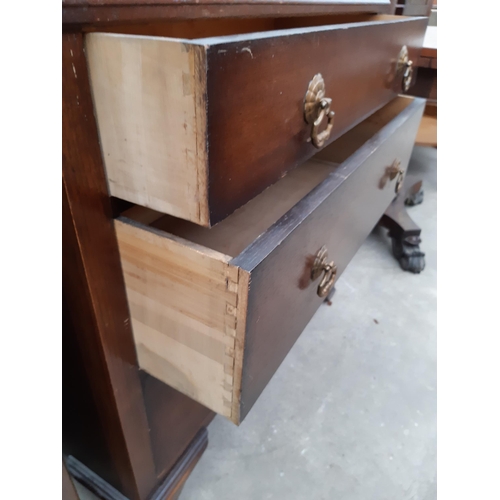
[{"x1": 115, "y1": 96, "x2": 425, "y2": 424}]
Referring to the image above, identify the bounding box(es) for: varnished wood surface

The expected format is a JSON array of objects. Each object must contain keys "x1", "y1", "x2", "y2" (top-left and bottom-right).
[
  {"x1": 421, "y1": 25, "x2": 436, "y2": 59},
  {"x1": 149, "y1": 428, "x2": 209, "y2": 500},
  {"x1": 114, "y1": 216, "x2": 246, "y2": 420},
  {"x1": 65, "y1": 0, "x2": 389, "y2": 5},
  {"x1": 415, "y1": 114, "x2": 437, "y2": 147},
  {"x1": 150, "y1": 161, "x2": 337, "y2": 257},
  {"x1": 87, "y1": 15, "x2": 427, "y2": 225},
  {"x1": 86, "y1": 14, "x2": 394, "y2": 226},
  {"x1": 66, "y1": 456, "x2": 129, "y2": 500},
  {"x1": 408, "y1": 25, "x2": 436, "y2": 146},
  {"x1": 63, "y1": 287, "x2": 121, "y2": 491},
  {"x1": 67, "y1": 428, "x2": 208, "y2": 500},
  {"x1": 233, "y1": 97, "x2": 425, "y2": 419},
  {"x1": 206, "y1": 14, "x2": 427, "y2": 223},
  {"x1": 142, "y1": 376, "x2": 214, "y2": 482},
  {"x1": 393, "y1": 0, "x2": 433, "y2": 16},
  {"x1": 63, "y1": 1, "x2": 430, "y2": 491},
  {"x1": 408, "y1": 67, "x2": 436, "y2": 103},
  {"x1": 63, "y1": 0, "x2": 392, "y2": 26},
  {"x1": 88, "y1": 14, "x2": 391, "y2": 37},
  {"x1": 63, "y1": 32, "x2": 157, "y2": 500}
]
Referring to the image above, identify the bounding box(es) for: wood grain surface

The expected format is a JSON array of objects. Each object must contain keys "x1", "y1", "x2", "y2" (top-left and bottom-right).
[
  {"x1": 87, "y1": 14, "x2": 427, "y2": 225},
  {"x1": 63, "y1": 1, "x2": 393, "y2": 26},
  {"x1": 62, "y1": 32, "x2": 157, "y2": 500},
  {"x1": 421, "y1": 25, "x2": 436, "y2": 59},
  {"x1": 63, "y1": 31, "x2": 214, "y2": 499},
  {"x1": 150, "y1": 161, "x2": 337, "y2": 257},
  {"x1": 233, "y1": 96, "x2": 425, "y2": 420},
  {"x1": 114, "y1": 217, "x2": 250, "y2": 422},
  {"x1": 206, "y1": 15, "x2": 426, "y2": 223},
  {"x1": 86, "y1": 34, "x2": 210, "y2": 225},
  {"x1": 149, "y1": 428, "x2": 209, "y2": 500},
  {"x1": 63, "y1": 0, "x2": 423, "y2": 495},
  {"x1": 392, "y1": 0, "x2": 433, "y2": 16},
  {"x1": 67, "y1": 429, "x2": 209, "y2": 500},
  {"x1": 141, "y1": 376, "x2": 214, "y2": 481},
  {"x1": 415, "y1": 114, "x2": 437, "y2": 147}
]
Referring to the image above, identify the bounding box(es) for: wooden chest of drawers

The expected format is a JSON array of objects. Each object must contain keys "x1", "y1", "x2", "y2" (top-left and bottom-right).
[{"x1": 63, "y1": 2, "x2": 429, "y2": 498}]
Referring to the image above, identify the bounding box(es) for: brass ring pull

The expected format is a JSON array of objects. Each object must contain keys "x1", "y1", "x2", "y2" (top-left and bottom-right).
[
  {"x1": 395, "y1": 170, "x2": 405, "y2": 194},
  {"x1": 318, "y1": 262, "x2": 337, "y2": 298},
  {"x1": 402, "y1": 60, "x2": 413, "y2": 92},
  {"x1": 387, "y1": 159, "x2": 405, "y2": 194},
  {"x1": 311, "y1": 246, "x2": 337, "y2": 298},
  {"x1": 304, "y1": 74, "x2": 335, "y2": 148},
  {"x1": 397, "y1": 45, "x2": 414, "y2": 92}
]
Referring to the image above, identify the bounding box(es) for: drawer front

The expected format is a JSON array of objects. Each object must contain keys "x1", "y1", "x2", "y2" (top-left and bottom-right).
[
  {"x1": 207, "y1": 17, "x2": 427, "y2": 223},
  {"x1": 232, "y1": 97, "x2": 425, "y2": 420},
  {"x1": 87, "y1": 16, "x2": 427, "y2": 227}
]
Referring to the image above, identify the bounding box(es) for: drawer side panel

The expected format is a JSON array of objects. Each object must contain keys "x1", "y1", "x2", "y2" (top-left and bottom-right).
[
  {"x1": 114, "y1": 219, "x2": 245, "y2": 418},
  {"x1": 86, "y1": 34, "x2": 209, "y2": 225}
]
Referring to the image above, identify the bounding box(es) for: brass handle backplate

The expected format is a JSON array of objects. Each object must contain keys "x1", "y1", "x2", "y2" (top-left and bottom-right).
[
  {"x1": 304, "y1": 74, "x2": 335, "y2": 148},
  {"x1": 311, "y1": 246, "x2": 337, "y2": 298},
  {"x1": 397, "y1": 45, "x2": 414, "y2": 92},
  {"x1": 387, "y1": 159, "x2": 405, "y2": 194}
]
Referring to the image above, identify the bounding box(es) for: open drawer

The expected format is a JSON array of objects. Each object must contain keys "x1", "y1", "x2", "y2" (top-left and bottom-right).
[
  {"x1": 87, "y1": 15, "x2": 427, "y2": 226},
  {"x1": 115, "y1": 96, "x2": 425, "y2": 424}
]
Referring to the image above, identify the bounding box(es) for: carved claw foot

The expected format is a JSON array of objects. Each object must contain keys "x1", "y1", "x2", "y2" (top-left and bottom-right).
[
  {"x1": 390, "y1": 234, "x2": 425, "y2": 274},
  {"x1": 405, "y1": 186, "x2": 424, "y2": 206}
]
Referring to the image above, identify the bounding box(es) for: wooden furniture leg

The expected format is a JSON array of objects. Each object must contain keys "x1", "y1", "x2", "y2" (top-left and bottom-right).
[
  {"x1": 379, "y1": 175, "x2": 426, "y2": 274},
  {"x1": 63, "y1": 31, "x2": 213, "y2": 500},
  {"x1": 66, "y1": 429, "x2": 208, "y2": 500}
]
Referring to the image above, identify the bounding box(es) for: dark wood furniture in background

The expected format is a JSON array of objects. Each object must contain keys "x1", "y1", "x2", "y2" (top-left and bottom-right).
[
  {"x1": 413, "y1": 25, "x2": 437, "y2": 147},
  {"x1": 380, "y1": 176, "x2": 426, "y2": 273},
  {"x1": 392, "y1": 0, "x2": 434, "y2": 16},
  {"x1": 63, "y1": 2, "x2": 429, "y2": 498},
  {"x1": 392, "y1": 0, "x2": 436, "y2": 146},
  {"x1": 380, "y1": 12, "x2": 436, "y2": 273}
]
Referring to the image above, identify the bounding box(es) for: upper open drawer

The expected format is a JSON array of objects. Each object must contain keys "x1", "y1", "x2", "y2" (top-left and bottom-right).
[{"x1": 86, "y1": 14, "x2": 427, "y2": 226}]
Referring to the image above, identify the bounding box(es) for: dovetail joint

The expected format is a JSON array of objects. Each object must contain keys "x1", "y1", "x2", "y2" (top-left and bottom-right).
[{"x1": 223, "y1": 266, "x2": 240, "y2": 412}]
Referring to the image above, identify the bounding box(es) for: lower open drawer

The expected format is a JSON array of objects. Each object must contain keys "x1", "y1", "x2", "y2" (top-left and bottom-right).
[{"x1": 115, "y1": 96, "x2": 425, "y2": 424}]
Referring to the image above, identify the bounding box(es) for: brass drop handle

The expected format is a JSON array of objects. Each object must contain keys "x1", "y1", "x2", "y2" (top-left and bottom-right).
[
  {"x1": 304, "y1": 74, "x2": 335, "y2": 148},
  {"x1": 387, "y1": 159, "x2": 405, "y2": 194},
  {"x1": 397, "y1": 45, "x2": 414, "y2": 92},
  {"x1": 311, "y1": 246, "x2": 338, "y2": 298}
]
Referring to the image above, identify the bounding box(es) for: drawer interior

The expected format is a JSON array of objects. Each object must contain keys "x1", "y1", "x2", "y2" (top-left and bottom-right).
[
  {"x1": 121, "y1": 96, "x2": 414, "y2": 258},
  {"x1": 90, "y1": 14, "x2": 407, "y2": 40},
  {"x1": 124, "y1": 161, "x2": 337, "y2": 258}
]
